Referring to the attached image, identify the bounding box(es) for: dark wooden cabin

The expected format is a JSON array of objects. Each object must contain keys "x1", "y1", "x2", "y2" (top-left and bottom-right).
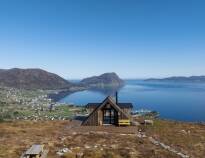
[{"x1": 82, "y1": 94, "x2": 133, "y2": 126}]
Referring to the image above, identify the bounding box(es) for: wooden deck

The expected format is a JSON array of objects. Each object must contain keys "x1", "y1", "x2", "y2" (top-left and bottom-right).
[{"x1": 66, "y1": 120, "x2": 138, "y2": 134}]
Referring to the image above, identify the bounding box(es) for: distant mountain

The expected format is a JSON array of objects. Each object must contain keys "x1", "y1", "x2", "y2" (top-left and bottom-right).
[
  {"x1": 0, "y1": 69, "x2": 5, "y2": 73},
  {"x1": 145, "y1": 76, "x2": 205, "y2": 83},
  {"x1": 80, "y1": 72, "x2": 124, "y2": 87},
  {"x1": 0, "y1": 68, "x2": 71, "y2": 90}
]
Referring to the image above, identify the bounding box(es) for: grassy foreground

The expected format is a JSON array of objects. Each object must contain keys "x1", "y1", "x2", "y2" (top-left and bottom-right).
[
  {"x1": 0, "y1": 119, "x2": 205, "y2": 158},
  {"x1": 145, "y1": 119, "x2": 205, "y2": 158}
]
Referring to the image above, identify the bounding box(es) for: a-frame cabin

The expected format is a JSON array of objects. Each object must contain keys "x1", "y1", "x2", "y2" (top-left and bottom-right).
[{"x1": 82, "y1": 95, "x2": 133, "y2": 126}]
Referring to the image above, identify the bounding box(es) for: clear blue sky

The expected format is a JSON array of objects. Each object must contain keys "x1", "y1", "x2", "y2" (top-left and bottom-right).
[{"x1": 0, "y1": 0, "x2": 205, "y2": 79}]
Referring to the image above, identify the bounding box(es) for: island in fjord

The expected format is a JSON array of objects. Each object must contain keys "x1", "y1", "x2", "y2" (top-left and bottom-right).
[
  {"x1": 80, "y1": 72, "x2": 124, "y2": 88},
  {"x1": 145, "y1": 76, "x2": 205, "y2": 83}
]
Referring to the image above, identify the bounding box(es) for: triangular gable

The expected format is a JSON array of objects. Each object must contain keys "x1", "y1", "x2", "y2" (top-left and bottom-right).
[
  {"x1": 82, "y1": 96, "x2": 130, "y2": 125},
  {"x1": 105, "y1": 97, "x2": 130, "y2": 119},
  {"x1": 99, "y1": 97, "x2": 128, "y2": 116}
]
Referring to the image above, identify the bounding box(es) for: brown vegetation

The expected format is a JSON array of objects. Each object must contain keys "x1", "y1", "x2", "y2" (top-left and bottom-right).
[
  {"x1": 145, "y1": 119, "x2": 205, "y2": 158},
  {"x1": 0, "y1": 120, "x2": 204, "y2": 158}
]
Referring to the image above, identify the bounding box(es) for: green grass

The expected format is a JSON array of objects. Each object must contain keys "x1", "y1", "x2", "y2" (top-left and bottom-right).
[
  {"x1": 0, "y1": 87, "x2": 83, "y2": 120},
  {"x1": 0, "y1": 103, "x2": 84, "y2": 121}
]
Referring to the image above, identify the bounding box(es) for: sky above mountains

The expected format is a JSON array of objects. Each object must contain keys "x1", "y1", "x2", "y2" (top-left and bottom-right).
[{"x1": 0, "y1": 0, "x2": 205, "y2": 79}]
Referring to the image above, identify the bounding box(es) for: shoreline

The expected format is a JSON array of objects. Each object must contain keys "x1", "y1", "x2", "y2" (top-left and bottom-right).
[
  {"x1": 48, "y1": 91, "x2": 205, "y2": 124},
  {"x1": 48, "y1": 84, "x2": 124, "y2": 102},
  {"x1": 47, "y1": 86, "x2": 87, "y2": 102}
]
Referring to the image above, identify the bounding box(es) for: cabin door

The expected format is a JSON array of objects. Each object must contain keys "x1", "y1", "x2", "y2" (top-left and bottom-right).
[{"x1": 102, "y1": 107, "x2": 118, "y2": 125}]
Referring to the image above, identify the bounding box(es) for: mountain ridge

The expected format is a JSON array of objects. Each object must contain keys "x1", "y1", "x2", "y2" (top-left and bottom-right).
[
  {"x1": 0, "y1": 68, "x2": 124, "y2": 90},
  {"x1": 0, "y1": 68, "x2": 72, "y2": 90},
  {"x1": 145, "y1": 76, "x2": 205, "y2": 83}
]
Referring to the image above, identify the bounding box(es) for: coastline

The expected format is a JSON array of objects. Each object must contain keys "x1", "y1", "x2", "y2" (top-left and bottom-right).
[
  {"x1": 47, "y1": 86, "x2": 87, "y2": 102},
  {"x1": 48, "y1": 84, "x2": 124, "y2": 102}
]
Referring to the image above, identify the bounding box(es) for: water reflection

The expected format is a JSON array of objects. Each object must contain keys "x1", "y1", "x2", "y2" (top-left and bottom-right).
[{"x1": 89, "y1": 85, "x2": 123, "y2": 96}]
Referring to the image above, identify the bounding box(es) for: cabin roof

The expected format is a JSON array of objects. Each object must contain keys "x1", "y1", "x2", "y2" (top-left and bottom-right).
[
  {"x1": 25, "y1": 145, "x2": 43, "y2": 155},
  {"x1": 86, "y1": 102, "x2": 133, "y2": 109},
  {"x1": 82, "y1": 96, "x2": 131, "y2": 125}
]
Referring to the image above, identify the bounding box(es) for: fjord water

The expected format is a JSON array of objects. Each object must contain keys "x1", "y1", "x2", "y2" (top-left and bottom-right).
[{"x1": 59, "y1": 80, "x2": 205, "y2": 122}]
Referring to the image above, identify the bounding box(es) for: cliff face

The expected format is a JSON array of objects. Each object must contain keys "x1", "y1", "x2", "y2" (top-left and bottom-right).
[
  {"x1": 0, "y1": 68, "x2": 71, "y2": 90},
  {"x1": 80, "y1": 72, "x2": 124, "y2": 88}
]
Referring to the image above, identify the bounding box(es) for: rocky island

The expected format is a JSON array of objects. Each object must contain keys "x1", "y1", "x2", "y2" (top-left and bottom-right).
[{"x1": 80, "y1": 72, "x2": 124, "y2": 88}]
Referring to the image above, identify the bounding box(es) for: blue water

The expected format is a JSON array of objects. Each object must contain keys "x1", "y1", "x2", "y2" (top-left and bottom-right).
[{"x1": 59, "y1": 80, "x2": 205, "y2": 122}]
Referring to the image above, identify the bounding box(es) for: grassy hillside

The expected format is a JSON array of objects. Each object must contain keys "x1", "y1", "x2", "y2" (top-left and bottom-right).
[{"x1": 0, "y1": 119, "x2": 204, "y2": 158}]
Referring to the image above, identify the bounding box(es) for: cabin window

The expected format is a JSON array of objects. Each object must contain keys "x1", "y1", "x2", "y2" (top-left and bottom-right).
[{"x1": 103, "y1": 107, "x2": 117, "y2": 125}]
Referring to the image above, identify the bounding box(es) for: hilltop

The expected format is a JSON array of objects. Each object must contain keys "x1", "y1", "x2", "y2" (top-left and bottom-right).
[
  {"x1": 145, "y1": 76, "x2": 205, "y2": 83},
  {"x1": 0, "y1": 68, "x2": 71, "y2": 90},
  {"x1": 80, "y1": 72, "x2": 124, "y2": 88}
]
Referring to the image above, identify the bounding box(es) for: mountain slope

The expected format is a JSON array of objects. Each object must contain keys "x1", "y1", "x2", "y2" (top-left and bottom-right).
[
  {"x1": 80, "y1": 72, "x2": 124, "y2": 87},
  {"x1": 0, "y1": 69, "x2": 5, "y2": 73},
  {"x1": 0, "y1": 68, "x2": 71, "y2": 90}
]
